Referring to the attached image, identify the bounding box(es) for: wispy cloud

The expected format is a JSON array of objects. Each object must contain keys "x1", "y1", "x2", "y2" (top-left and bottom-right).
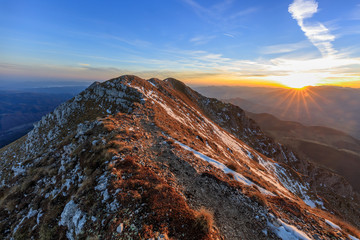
[
  {"x1": 161, "y1": 46, "x2": 360, "y2": 87},
  {"x1": 223, "y1": 33, "x2": 235, "y2": 38},
  {"x1": 289, "y1": 0, "x2": 336, "y2": 56},
  {"x1": 2, "y1": 46, "x2": 360, "y2": 87},
  {"x1": 260, "y1": 41, "x2": 311, "y2": 54},
  {"x1": 181, "y1": 0, "x2": 257, "y2": 30},
  {"x1": 350, "y1": 4, "x2": 360, "y2": 20},
  {"x1": 103, "y1": 34, "x2": 152, "y2": 48},
  {"x1": 190, "y1": 35, "x2": 216, "y2": 45},
  {"x1": 227, "y1": 7, "x2": 258, "y2": 20},
  {"x1": 70, "y1": 31, "x2": 152, "y2": 49}
]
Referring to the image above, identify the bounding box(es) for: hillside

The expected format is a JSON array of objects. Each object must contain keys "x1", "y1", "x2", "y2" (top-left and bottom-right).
[
  {"x1": 247, "y1": 112, "x2": 360, "y2": 193},
  {"x1": 0, "y1": 75, "x2": 359, "y2": 239}
]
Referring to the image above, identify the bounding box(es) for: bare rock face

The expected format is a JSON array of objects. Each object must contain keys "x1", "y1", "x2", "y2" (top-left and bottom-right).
[{"x1": 0, "y1": 75, "x2": 359, "y2": 239}]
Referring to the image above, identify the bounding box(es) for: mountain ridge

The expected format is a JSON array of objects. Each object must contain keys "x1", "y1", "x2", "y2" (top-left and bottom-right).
[{"x1": 0, "y1": 75, "x2": 359, "y2": 239}]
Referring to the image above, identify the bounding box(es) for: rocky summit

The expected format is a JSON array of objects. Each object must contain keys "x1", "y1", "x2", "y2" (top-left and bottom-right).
[{"x1": 0, "y1": 75, "x2": 359, "y2": 239}]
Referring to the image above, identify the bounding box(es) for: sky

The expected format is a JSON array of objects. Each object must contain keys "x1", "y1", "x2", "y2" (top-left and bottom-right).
[{"x1": 1, "y1": 0, "x2": 360, "y2": 88}]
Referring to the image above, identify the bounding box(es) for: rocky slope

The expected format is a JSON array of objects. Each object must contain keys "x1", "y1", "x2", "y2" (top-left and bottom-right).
[{"x1": 0, "y1": 75, "x2": 359, "y2": 239}]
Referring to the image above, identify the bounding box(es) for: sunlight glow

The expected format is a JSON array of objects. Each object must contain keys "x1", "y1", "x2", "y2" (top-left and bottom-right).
[{"x1": 272, "y1": 72, "x2": 327, "y2": 89}]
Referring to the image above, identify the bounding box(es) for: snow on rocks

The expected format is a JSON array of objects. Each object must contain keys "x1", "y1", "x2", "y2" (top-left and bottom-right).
[
  {"x1": 12, "y1": 208, "x2": 39, "y2": 235},
  {"x1": 59, "y1": 200, "x2": 87, "y2": 240},
  {"x1": 95, "y1": 173, "x2": 110, "y2": 203},
  {"x1": 11, "y1": 163, "x2": 26, "y2": 176}
]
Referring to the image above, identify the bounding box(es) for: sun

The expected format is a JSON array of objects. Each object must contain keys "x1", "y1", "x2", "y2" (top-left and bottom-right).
[
  {"x1": 285, "y1": 81, "x2": 310, "y2": 89},
  {"x1": 273, "y1": 72, "x2": 324, "y2": 89}
]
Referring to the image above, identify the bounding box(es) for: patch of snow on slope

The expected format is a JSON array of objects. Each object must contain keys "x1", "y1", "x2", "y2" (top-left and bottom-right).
[
  {"x1": 246, "y1": 153, "x2": 292, "y2": 198},
  {"x1": 155, "y1": 99, "x2": 188, "y2": 126},
  {"x1": 348, "y1": 234, "x2": 360, "y2": 240},
  {"x1": 191, "y1": 107, "x2": 249, "y2": 159},
  {"x1": 273, "y1": 162, "x2": 323, "y2": 207},
  {"x1": 268, "y1": 218, "x2": 311, "y2": 240},
  {"x1": 59, "y1": 200, "x2": 86, "y2": 240},
  {"x1": 325, "y1": 219, "x2": 341, "y2": 230},
  {"x1": 175, "y1": 140, "x2": 274, "y2": 195},
  {"x1": 148, "y1": 80, "x2": 157, "y2": 88},
  {"x1": 303, "y1": 199, "x2": 316, "y2": 208},
  {"x1": 129, "y1": 85, "x2": 191, "y2": 127}
]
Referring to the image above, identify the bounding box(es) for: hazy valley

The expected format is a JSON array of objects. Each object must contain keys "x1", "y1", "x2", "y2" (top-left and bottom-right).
[{"x1": 0, "y1": 86, "x2": 87, "y2": 148}]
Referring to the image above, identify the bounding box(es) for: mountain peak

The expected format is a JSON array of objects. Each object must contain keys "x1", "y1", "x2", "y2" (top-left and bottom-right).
[{"x1": 0, "y1": 75, "x2": 359, "y2": 239}]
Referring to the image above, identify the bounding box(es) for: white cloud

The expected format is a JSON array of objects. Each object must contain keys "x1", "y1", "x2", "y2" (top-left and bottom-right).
[
  {"x1": 288, "y1": 0, "x2": 318, "y2": 21},
  {"x1": 288, "y1": 0, "x2": 336, "y2": 56}
]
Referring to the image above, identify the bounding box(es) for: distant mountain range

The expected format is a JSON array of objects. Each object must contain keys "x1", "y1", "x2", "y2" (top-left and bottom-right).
[
  {"x1": 196, "y1": 85, "x2": 360, "y2": 139},
  {"x1": 0, "y1": 86, "x2": 87, "y2": 148},
  {"x1": 1, "y1": 75, "x2": 359, "y2": 239}
]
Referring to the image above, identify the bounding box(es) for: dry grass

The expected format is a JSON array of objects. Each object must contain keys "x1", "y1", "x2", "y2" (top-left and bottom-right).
[
  {"x1": 226, "y1": 172, "x2": 235, "y2": 179},
  {"x1": 112, "y1": 156, "x2": 213, "y2": 240},
  {"x1": 226, "y1": 162, "x2": 239, "y2": 172},
  {"x1": 102, "y1": 121, "x2": 117, "y2": 132},
  {"x1": 121, "y1": 127, "x2": 131, "y2": 136},
  {"x1": 242, "y1": 185, "x2": 268, "y2": 207},
  {"x1": 107, "y1": 140, "x2": 125, "y2": 149},
  {"x1": 195, "y1": 207, "x2": 214, "y2": 234},
  {"x1": 119, "y1": 145, "x2": 132, "y2": 153}
]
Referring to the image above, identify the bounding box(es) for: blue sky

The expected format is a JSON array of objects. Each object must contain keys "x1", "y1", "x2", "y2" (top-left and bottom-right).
[{"x1": 1, "y1": 0, "x2": 360, "y2": 87}]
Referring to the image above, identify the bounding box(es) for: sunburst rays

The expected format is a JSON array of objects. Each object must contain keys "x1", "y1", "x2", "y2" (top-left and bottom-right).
[{"x1": 269, "y1": 87, "x2": 327, "y2": 121}]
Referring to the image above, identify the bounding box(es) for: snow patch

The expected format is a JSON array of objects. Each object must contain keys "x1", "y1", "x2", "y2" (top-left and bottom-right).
[
  {"x1": 148, "y1": 81, "x2": 157, "y2": 88},
  {"x1": 268, "y1": 218, "x2": 311, "y2": 240},
  {"x1": 325, "y1": 219, "x2": 341, "y2": 230},
  {"x1": 349, "y1": 234, "x2": 360, "y2": 240},
  {"x1": 303, "y1": 199, "x2": 316, "y2": 208},
  {"x1": 175, "y1": 140, "x2": 274, "y2": 196}
]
